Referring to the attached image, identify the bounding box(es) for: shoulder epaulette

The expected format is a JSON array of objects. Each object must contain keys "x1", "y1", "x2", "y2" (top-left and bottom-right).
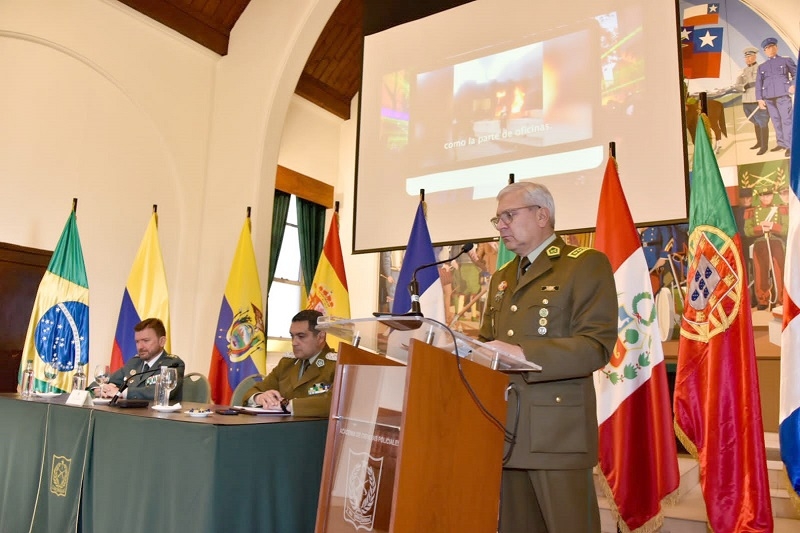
[
  {"x1": 546, "y1": 245, "x2": 561, "y2": 258},
  {"x1": 567, "y1": 247, "x2": 591, "y2": 258}
]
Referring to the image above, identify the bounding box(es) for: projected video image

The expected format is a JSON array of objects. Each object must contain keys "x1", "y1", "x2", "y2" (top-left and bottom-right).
[
  {"x1": 355, "y1": 0, "x2": 687, "y2": 251},
  {"x1": 393, "y1": 26, "x2": 598, "y2": 174}
]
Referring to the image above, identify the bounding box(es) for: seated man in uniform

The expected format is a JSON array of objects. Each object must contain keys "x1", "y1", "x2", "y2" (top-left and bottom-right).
[
  {"x1": 242, "y1": 309, "x2": 336, "y2": 417},
  {"x1": 91, "y1": 317, "x2": 185, "y2": 401}
]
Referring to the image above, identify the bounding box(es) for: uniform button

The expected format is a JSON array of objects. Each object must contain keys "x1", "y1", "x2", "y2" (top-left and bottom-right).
[
  {"x1": 510, "y1": 305, "x2": 518, "y2": 312},
  {"x1": 555, "y1": 396, "x2": 562, "y2": 403},
  {"x1": 542, "y1": 299, "x2": 549, "y2": 305},
  {"x1": 507, "y1": 329, "x2": 515, "y2": 337}
]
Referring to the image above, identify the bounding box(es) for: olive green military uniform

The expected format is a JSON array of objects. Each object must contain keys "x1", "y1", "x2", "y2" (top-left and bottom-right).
[
  {"x1": 243, "y1": 345, "x2": 336, "y2": 417},
  {"x1": 479, "y1": 237, "x2": 617, "y2": 533}
]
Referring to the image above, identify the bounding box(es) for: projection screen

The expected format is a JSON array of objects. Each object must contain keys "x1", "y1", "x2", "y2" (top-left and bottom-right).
[{"x1": 354, "y1": 0, "x2": 688, "y2": 252}]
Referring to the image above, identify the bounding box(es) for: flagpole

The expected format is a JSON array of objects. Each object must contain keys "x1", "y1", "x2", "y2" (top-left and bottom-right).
[
  {"x1": 72, "y1": 198, "x2": 78, "y2": 213},
  {"x1": 608, "y1": 141, "x2": 616, "y2": 158},
  {"x1": 508, "y1": 173, "x2": 514, "y2": 184}
]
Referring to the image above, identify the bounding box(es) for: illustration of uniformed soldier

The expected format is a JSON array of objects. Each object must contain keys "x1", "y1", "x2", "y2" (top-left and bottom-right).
[
  {"x1": 736, "y1": 46, "x2": 770, "y2": 155},
  {"x1": 755, "y1": 37, "x2": 796, "y2": 157},
  {"x1": 744, "y1": 184, "x2": 787, "y2": 309}
]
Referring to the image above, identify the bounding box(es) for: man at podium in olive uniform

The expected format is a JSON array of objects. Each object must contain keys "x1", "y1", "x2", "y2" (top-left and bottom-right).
[
  {"x1": 243, "y1": 309, "x2": 336, "y2": 417},
  {"x1": 480, "y1": 182, "x2": 617, "y2": 533}
]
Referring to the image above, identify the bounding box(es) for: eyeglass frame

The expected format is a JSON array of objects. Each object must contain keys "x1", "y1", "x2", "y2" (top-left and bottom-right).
[{"x1": 490, "y1": 204, "x2": 541, "y2": 229}]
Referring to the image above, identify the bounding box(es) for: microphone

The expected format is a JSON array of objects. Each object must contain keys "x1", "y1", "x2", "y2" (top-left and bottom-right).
[
  {"x1": 409, "y1": 243, "x2": 474, "y2": 316},
  {"x1": 109, "y1": 360, "x2": 181, "y2": 405}
]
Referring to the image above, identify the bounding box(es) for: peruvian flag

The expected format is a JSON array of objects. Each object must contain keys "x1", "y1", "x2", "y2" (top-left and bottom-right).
[{"x1": 593, "y1": 156, "x2": 680, "y2": 532}]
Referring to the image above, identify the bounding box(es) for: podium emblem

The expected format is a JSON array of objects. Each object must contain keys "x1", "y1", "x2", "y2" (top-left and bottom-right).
[
  {"x1": 344, "y1": 450, "x2": 383, "y2": 530},
  {"x1": 50, "y1": 454, "x2": 71, "y2": 497}
]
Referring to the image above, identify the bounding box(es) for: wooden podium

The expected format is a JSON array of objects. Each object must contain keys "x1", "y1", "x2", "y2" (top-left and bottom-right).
[{"x1": 314, "y1": 317, "x2": 537, "y2": 533}]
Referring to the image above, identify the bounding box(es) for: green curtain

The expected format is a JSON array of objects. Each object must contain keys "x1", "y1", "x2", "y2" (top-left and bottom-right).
[
  {"x1": 268, "y1": 191, "x2": 291, "y2": 291},
  {"x1": 296, "y1": 197, "x2": 326, "y2": 294}
]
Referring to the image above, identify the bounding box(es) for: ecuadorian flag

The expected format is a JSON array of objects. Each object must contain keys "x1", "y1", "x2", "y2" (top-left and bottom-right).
[
  {"x1": 208, "y1": 216, "x2": 266, "y2": 405},
  {"x1": 19, "y1": 208, "x2": 89, "y2": 393},
  {"x1": 110, "y1": 212, "x2": 170, "y2": 370}
]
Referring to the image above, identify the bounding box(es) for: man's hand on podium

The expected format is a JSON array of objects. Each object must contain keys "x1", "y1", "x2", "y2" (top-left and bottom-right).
[{"x1": 484, "y1": 339, "x2": 525, "y2": 360}]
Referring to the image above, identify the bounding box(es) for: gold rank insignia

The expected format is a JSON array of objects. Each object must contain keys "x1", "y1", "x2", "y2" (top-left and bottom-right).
[
  {"x1": 567, "y1": 247, "x2": 590, "y2": 258},
  {"x1": 546, "y1": 246, "x2": 561, "y2": 257}
]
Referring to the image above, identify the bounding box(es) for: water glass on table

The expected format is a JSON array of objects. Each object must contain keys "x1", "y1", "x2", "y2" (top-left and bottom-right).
[
  {"x1": 157, "y1": 367, "x2": 178, "y2": 406},
  {"x1": 94, "y1": 364, "x2": 110, "y2": 397}
]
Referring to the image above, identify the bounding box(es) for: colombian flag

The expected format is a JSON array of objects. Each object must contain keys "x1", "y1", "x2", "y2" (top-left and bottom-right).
[
  {"x1": 208, "y1": 216, "x2": 266, "y2": 405},
  {"x1": 19, "y1": 207, "x2": 89, "y2": 393},
  {"x1": 110, "y1": 212, "x2": 170, "y2": 371},
  {"x1": 307, "y1": 211, "x2": 350, "y2": 320}
]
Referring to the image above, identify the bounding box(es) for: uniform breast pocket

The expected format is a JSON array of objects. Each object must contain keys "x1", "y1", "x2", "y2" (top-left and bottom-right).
[{"x1": 528, "y1": 386, "x2": 587, "y2": 454}]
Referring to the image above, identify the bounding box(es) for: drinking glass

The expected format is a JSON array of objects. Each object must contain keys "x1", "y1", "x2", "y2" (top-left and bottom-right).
[
  {"x1": 43, "y1": 361, "x2": 59, "y2": 394},
  {"x1": 160, "y1": 368, "x2": 178, "y2": 405},
  {"x1": 94, "y1": 364, "x2": 110, "y2": 397}
]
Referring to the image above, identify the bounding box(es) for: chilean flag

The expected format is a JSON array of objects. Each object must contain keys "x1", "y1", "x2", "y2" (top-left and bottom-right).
[
  {"x1": 681, "y1": 25, "x2": 723, "y2": 79},
  {"x1": 594, "y1": 156, "x2": 679, "y2": 532},
  {"x1": 683, "y1": 3, "x2": 720, "y2": 26},
  {"x1": 780, "y1": 53, "x2": 800, "y2": 502}
]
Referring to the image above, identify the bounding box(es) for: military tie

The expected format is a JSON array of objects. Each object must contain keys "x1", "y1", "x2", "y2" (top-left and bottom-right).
[
  {"x1": 298, "y1": 359, "x2": 309, "y2": 379},
  {"x1": 519, "y1": 256, "x2": 531, "y2": 278}
]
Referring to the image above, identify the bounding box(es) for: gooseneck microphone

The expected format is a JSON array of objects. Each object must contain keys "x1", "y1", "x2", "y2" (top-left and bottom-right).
[
  {"x1": 409, "y1": 243, "x2": 474, "y2": 316},
  {"x1": 109, "y1": 360, "x2": 181, "y2": 405}
]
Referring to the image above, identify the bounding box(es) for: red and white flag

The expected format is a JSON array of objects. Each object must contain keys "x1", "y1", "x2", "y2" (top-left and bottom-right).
[{"x1": 594, "y1": 156, "x2": 680, "y2": 532}]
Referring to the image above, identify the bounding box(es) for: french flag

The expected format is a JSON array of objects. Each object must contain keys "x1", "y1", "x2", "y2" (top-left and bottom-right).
[
  {"x1": 391, "y1": 202, "x2": 445, "y2": 323},
  {"x1": 780, "y1": 52, "x2": 800, "y2": 502}
]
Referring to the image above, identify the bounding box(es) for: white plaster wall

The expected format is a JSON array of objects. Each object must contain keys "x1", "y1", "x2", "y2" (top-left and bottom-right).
[
  {"x1": 0, "y1": 0, "x2": 216, "y2": 370},
  {"x1": 0, "y1": 0, "x2": 342, "y2": 375}
]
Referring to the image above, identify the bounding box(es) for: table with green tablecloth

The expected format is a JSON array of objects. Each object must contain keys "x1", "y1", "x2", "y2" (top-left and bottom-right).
[{"x1": 0, "y1": 394, "x2": 328, "y2": 533}]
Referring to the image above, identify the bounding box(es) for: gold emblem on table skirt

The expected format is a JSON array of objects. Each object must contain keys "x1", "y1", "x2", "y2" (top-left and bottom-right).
[{"x1": 50, "y1": 454, "x2": 71, "y2": 497}]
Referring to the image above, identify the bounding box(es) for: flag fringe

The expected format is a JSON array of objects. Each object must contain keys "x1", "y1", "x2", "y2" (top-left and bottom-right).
[
  {"x1": 674, "y1": 421, "x2": 699, "y2": 460},
  {"x1": 596, "y1": 467, "x2": 675, "y2": 533},
  {"x1": 780, "y1": 465, "x2": 800, "y2": 515}
]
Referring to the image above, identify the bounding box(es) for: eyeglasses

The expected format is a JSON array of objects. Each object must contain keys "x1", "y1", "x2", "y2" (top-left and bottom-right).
[{"x1": 490, "y1": 205, "x2": 541, "y2": 229}]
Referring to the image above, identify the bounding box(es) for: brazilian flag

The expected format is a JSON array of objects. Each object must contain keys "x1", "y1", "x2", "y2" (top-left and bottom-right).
[{"x1": 18, "y1": 208, "x2": 89, "y2": 393}]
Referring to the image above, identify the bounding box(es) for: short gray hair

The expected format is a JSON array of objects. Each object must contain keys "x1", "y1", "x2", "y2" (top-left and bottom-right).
[{"x1": 497, "y1": 182, "x2": 556, "y2": 228}]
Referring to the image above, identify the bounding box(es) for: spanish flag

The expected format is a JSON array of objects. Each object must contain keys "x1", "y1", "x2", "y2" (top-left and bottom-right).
[
  {"x1": 19, "y1": 206, "x2": 89, "y2": 393},
  {"x1": 208, "y1": 214, "x2": 266, "y2": 404},
  {"x1": 110, "y1": 212, "x2": 170, "y2": 370},
  {"x1": 307, "y1": 211, "x2": 350, "y2": 320}
]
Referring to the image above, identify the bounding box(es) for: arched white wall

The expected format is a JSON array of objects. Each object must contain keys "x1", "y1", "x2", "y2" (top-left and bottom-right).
[{"x1": 0, "y1": 0, "x2": 342, "y2": 374}]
